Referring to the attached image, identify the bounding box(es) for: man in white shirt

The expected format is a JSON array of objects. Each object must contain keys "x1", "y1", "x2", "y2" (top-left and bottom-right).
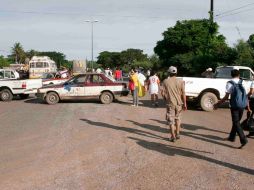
[{"x1": 215, "y1": 69, "x2": 248, "y2": 149}]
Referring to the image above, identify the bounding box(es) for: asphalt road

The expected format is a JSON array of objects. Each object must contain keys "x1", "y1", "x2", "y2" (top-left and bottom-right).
[{"x1": 0, "y1": 95, "x2": 254, "y2": 190}]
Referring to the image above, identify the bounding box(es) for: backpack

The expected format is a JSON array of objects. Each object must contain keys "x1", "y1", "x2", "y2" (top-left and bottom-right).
[{"x1": 228, "y1": 80, "x2": 247, "y2": 109}]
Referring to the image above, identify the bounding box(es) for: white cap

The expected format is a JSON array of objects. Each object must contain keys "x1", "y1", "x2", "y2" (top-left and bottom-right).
[
  {"x1": 168, "y1": 66, "x2": 177, "y2": 74},
  {"x1": 206, "y1": 68, "x2": 212, "y2": 72}
]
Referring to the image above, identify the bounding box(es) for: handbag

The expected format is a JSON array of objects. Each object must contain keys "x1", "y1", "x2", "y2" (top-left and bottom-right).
[{"x1": 241, "y1": 111, "x2": 254, "y2": 132}]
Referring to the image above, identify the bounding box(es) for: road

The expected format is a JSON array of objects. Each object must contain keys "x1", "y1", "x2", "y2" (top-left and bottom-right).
[{"x1": 0, "y1": 95, "x2": 254, "y2": 190}]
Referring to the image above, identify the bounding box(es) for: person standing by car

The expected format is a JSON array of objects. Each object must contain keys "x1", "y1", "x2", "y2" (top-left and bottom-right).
[
  {"x1": 161, "y1": 66, "x2": 187, "y2": 142},
  {"x1": 148, "y1": 71, "x2": 160, "y2": 107},
  {"x1": 215, "y1": 69, "x2": 248, "y2": 149},
  {"x1": 129, "y1": 69, "x2": 139, "y2": 106}
]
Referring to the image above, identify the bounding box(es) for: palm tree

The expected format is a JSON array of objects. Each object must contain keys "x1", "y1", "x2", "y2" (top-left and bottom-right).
[{"x1": 11, "y1": 42, "x2": 25, "y2": 64}]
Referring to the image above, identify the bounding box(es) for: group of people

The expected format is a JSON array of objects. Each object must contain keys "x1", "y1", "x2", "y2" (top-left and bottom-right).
[
  {"x1": 129, "y1": 68, "x2": 160, "y2": 107},
  {"x1": 128, "y1": 66, "x2": 254, "y2": 147}
]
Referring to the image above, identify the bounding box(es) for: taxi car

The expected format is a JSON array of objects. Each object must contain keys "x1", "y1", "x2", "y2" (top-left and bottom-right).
[{"x1": 36, "y1": 73, "x2": 129, "y2": 105}]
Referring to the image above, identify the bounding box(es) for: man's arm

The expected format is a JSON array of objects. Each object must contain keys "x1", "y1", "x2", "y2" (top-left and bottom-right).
[
  {"x1": 214, "y1": 93, "x2": 230, "y2": 109},
  {"x1": 182, "y1": 81, "x2": 187, "y2": 110}
]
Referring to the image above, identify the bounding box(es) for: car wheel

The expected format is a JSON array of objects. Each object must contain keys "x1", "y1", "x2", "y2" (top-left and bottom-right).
[
  {"x1": 0, "y1": 89, "x2": 13, "y2": 101},
  {"x1": 100, "y1": 92, "x2": 113, "y2": 104},
  {"x1": 200, "y1": 92, "x2": 218, "y2": 112},
  {"x1": 45, "y1": 92, "x2": 59, "y2": 105},
  {"x1": 19, "y1": 94, "x2": 29, "y2": 99}
]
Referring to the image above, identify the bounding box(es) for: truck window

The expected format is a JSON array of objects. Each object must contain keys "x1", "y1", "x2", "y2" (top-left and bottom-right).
[
  {"x1": 30, "y1": 62, "x2": 35, "y2": 68},
  {"x1": 0, "y1": 71, "x2": 4, "y2": 79},
  {"x1": 44, "y1": 62, "x2": 49, "y2": 68},
  {"x1": 11, "y1": 71, "x2": 15, "y2": 78},
  {"x1": 4, "y1": 71, "x2": 11, "y2": 78},
  {"x1": 36, "y1": 62, "x2": 44, "y2": 68},
  {"x1": 239, "y1": 69, "x2": 251, "y2": 80}
]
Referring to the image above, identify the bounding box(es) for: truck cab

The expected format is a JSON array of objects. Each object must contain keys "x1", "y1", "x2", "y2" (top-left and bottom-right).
[
  {"x1": 214, "y1": 66, "x2": 254, "y2": 80},
  {"x1": 0, "y1": 69, "x2": 20, "y2": 80}
]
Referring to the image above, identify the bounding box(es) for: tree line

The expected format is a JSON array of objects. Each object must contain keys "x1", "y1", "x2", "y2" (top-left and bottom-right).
[
  {"x1": 1, "y1": 19, "x2": 254, "y2": 77},
  {"x1": 0, "y1": 42, "x2": 72, "y2": 69}
]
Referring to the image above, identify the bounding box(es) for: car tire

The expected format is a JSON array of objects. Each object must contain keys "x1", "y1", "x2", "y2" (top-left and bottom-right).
[
  {"x1": 100, "y1": 92, "x2": 113, "y2": 104},
  {"x1": 45, "y1": 92, "x2": 59, "y2": 105},
  {"x1": 200, "y1": 92, "x2": 218, "y2": 112},
  {"x1": 0, "y1": 89, "x2": 13, "y2": 101},
  {"x1": 19, "y1": 94, "x2": 29, "y2": 99}
]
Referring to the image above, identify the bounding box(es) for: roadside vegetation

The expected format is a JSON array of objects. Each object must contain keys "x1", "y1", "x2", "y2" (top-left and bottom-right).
[{"x1": 1, "y1": 19, "x2": 254, "y2": 77}]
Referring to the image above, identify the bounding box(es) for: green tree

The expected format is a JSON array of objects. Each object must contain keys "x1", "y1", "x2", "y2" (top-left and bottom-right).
[
  {"x1": 97, "y1": 51, "x2": 121, "y2": 68},
  {"x1": 26, "y1": 49, "x2": 39, "y2": 59},
  {"x1": 154, "y1": 19, "x2": 231, "y2": 76},
  {"x1": 0, "y1": 56, "x2": 11, "y2": 68},
  {"x1": 11, "y1": 42, "x2": 26, "y2": 64},
  {"x1": 248, "y1": 34, "x2": 254, "y2": 50},
  {"x1": 234, "y1": 39, "x2": 254, "y2": 67},
  {"x1": 120, "y1": 49, "x2": 148, "y2": 65},
  {"x1": 37, "y1": 51, "x2": 66, "y2": 68}
]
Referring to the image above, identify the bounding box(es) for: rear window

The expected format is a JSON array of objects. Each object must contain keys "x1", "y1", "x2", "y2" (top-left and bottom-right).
[{"x1": 214, "y1": 68, "x2": 232, "y2": 79}]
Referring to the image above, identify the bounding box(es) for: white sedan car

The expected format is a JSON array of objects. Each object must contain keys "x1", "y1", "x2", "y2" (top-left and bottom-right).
[{"x1": 36, "y1": 73, "x2": 129, "y2": 105}]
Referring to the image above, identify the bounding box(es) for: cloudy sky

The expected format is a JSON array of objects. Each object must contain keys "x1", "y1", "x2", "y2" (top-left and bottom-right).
[{"x1": 1, "y1": 0, "x2": 254, "y2": 60}]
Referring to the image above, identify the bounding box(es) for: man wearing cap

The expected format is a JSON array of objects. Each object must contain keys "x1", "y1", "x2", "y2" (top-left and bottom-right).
[
  {"x1": 201, "y1": 68, "x2": 213, "y2": 78},
  {"x1": 161, "y1": 66, "x2": 187, "y2": 142}
]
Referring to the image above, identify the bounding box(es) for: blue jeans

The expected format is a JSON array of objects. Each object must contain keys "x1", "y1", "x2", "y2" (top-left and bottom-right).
[{"x1": 132, "y1": 87, "x2": 139, "y2": 106}]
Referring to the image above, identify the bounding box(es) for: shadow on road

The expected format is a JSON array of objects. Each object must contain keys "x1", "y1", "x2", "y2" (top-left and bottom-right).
[
  {"x1": 150, "y1": 119, "x2": 228, "y2": 134},
  {"x1": 80, "y1": 118, "x2": 168, "y2": 141},
  {"x1": 80, "y1": 118, "x2": 254, "y2": 175},
  {"x1": 129, "y1": 137, "x2": 254, "y2": 175},
  {"x1": 128, "y1": 120, "x2": 234, "y2": 148}
]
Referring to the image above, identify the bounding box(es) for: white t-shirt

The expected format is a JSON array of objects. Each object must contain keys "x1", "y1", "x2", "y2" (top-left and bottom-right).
[
  {"x1": 250, "y1": 81, "x2": 254, "y2": 89},
  {"x1": 225, "y1": 78, "x2": 240, "y2": 94},
  {"x1": 148, "y1": 75, "x2": 160, "y2": 94}
]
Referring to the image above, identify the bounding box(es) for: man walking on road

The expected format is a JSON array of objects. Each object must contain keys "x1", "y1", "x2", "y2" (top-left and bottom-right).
[
  {"x1": 161, "y1": 66, "x2": 187, "y2": 142},
  {"x1": 215, "y1": 69, "x2": 248, "y2": 149}
]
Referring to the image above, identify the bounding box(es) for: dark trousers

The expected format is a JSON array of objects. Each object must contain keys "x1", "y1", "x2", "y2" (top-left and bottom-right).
[{"x1": 229, "y1": 108, "x2": 247, "y2": 144}]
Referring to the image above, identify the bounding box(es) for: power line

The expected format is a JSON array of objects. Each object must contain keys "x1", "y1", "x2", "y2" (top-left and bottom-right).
[
  {"x1": 216, "y1": 6, "x2": 254, "y2": 19},
  {"x1": 0, "y1": 9, "x2": 207, "y2": 21},
  {"x1": 216, "y1": 2, "x2": 254, "y2": 17}
]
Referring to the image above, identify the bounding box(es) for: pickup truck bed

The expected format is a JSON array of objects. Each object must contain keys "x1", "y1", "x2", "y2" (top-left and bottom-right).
[{"x1": 0, "y1": 79, "x2": 42, "y2": 101}]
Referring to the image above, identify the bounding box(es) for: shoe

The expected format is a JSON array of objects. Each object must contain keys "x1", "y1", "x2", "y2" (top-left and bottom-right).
[
  {"x1": 176, "y1": 135, "x2": 180, "y2": 140},
  {"x1": 131, "y1": 104, "x2": 136, "y2": 107},
  {"x1": 238, "y1": 140, "x2": 248, "y2": 149},
  {"x1": 225, "y1": 137, "x2": 235, "y2": 142},
  {"x1": 170, "y1": 137, "x2": 176, "y2": 142}
]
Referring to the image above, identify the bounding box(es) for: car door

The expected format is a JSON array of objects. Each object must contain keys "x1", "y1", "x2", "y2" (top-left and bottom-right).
[
  {"x1": 61, "y1": 75, "x2": 86, "y2": 99},
  {"x1": 84, "y1": 74, "x2": 106, "y2": 96}
]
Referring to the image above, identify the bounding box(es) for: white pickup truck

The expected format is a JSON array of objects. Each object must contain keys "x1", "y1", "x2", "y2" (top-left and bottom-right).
[
  {"x1": 0, "y1": 69, "x2": 20, "y2": 80},
  {"x1": 0, "y1": 79, "x2": 42, "y2": 101},
  {"x1": 179, "y1": 66, "x2": 254, "y2": 111}
]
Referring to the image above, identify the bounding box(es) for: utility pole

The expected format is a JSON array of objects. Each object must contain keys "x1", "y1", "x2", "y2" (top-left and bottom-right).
[{"x1": 210, "y1": 0, "x2": 214, "y2": 22}]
